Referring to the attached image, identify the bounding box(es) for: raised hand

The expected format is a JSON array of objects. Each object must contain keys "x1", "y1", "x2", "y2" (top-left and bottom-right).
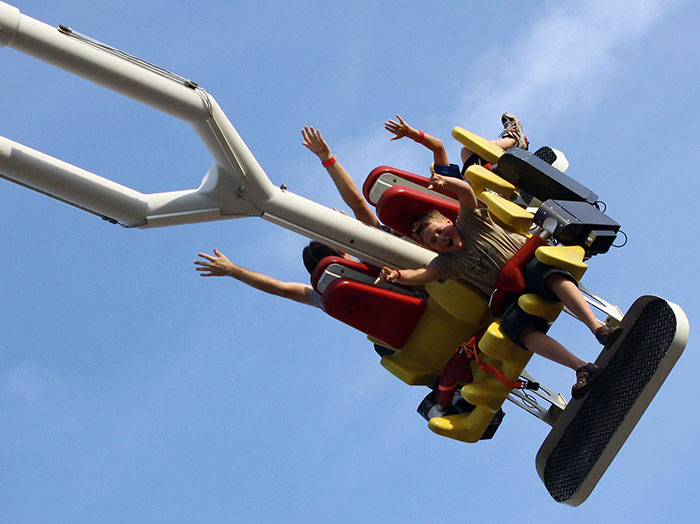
[
  {"x1": 384, "y1": 114, "x2": 413, "y2": 141},
  {"x1": 194, "y1": 248, "x2": 234, "y2": 277},
  {"x1": 301, "y1": 126, "x2": 331, "y2": 159}
]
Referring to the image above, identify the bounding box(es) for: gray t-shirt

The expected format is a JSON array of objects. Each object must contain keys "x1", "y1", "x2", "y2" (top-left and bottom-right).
[{"x1": 427, "y1": 207, "x2": 527, "y2": 295}]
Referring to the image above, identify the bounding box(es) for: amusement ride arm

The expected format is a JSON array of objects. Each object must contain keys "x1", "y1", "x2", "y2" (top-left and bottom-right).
[{"x1": 0, "y1": 1, "x2": 436, "y2": 270}]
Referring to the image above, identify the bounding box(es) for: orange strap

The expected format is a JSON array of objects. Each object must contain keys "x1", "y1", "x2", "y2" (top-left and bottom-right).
[{"x1": 461, "y1": 334, "x2": 536, "y2": 390}]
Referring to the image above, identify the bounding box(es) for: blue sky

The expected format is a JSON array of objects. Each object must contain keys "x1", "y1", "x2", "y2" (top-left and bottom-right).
[{"x1": 1, "y1": 1, "x2": 698, "y2": 522}]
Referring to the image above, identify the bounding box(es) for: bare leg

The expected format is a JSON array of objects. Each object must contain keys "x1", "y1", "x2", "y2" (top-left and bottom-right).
[
  {"x1": 461, "y1": 137, "x2": 516, "y2": 164},
  {"x1": 461, "y1": 146, "x2": 474, "y2": 164},
  {"x1": 493, "y1": 137, "x2": 516, "y2": 149},
  {"x1": 546, "y1": 273, "x2": 603, "y2": 334},
  {"x1": 520, "y1": 327, "x2": 587, "y2": 371}
]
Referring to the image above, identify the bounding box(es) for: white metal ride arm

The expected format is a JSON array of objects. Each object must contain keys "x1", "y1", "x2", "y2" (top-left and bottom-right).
[{"x1": 0, "y1": 2, "x2": 435, "y2": 270}]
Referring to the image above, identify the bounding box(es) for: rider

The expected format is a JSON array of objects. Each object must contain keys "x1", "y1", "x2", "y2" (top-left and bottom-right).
[
  {"x1": 378, "y1": 116, "x2": 620, "y2": 398},
  {"x1": 196, "y1": 125, "x2": 376, "y2": 308},
  {"x1": 384, "y1": 113, "x2": 529, "y2": 177},
  {"x1": 196, "y1": 126, "x2": 394, "y2": 356},
  {"x1": 301, "y1": 125, "x2": 380, "y2": 228}
]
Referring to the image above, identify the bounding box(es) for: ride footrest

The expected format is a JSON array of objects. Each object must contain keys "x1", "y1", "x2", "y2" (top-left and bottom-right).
[{"x1": 535, "y1": 296, "x2": 689, "y2": 506}]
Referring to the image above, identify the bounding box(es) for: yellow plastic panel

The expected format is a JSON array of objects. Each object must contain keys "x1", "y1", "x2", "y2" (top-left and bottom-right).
[
  {"x1": 461, "y1": 378, "x2": 510, "y2": 413},
  {"x1": 470, "y1": 354, "x2": 496, "y2": 383},
  {"x1": 500, "y1": 360, "x2": 528, "y2": 382},
  {"x1": 428, "y1": 406, "x2": 494, "y2": 443},
  {"x1": 479, "y1": 192, "x2": 534, "y2": 236},
  {"x1": 535, "y1": 245, "x2": 587, "y2": 281},
  {"x1": 464, "y1": 164, "x2": 515, "y2": 199},
  {"x1": 367, "y1": 335, "x2": 395, "y2": 349},
  {"x1": 425, "y1": 278, "x2": 490, "y2": 325},
  {"x1": 518, "y1": 293, "x2": 563, "y2": 323},
  {"x1": 380, "y1": 298, "x2": 481, "y2": 385},
  {"x1": 479, "y1": 321, "x2": 531, "y2": 366},
  {"x1": 380, "y1": 358, "x2": 436, "y2": 386},
  {"x1": 452, "y1": 127, "x2": 504, "y2": 165}
]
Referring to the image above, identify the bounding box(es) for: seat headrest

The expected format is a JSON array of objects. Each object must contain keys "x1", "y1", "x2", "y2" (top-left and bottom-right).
[
  {"x1": 363, "y1": 165, "x2": 458, "y2": 206},
  {"x1": 376, "y1": 185, "x2": 459, "y2": 239},
  {"x1": 310, "y1": 255, "x2": 377, "y2": 292}
]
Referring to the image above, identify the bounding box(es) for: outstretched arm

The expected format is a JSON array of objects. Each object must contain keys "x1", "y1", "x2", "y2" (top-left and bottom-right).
[
  {"x1": 195, "y1": 248, "x2": 314, "y2": 305},
  {"x1": 384, "y1": 115, "x2": 449, "y2": 166},
  {"x1": 302, "y1": 126, "x2": 380, "y2": 228},
  {"x1": 428, "y1": 173, "x2": 479, "y2": 210},
  {"x1": 374, "y1": 265, "x2": 442, "y2": 286}
]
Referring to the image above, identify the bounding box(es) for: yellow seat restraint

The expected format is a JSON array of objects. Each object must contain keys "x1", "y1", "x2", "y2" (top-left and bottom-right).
[
  {"x1": 478, "y1": 192, "x2": 534, "y2": 237},
  {"x1": 463, "y1": 164, "x2": 515, "y2": 199},
  {"x1": 461, "y1": 163, "x2": 533, "y2": 237},
  {"x1": 452, "y1": 126, "x2": 504, "y2": 165},
  {"x1": 427, "y1": 246, "x2": 588, "y2": 443},
  {"x1": 535, "y1": 245, "x2": 587, "y2": 281}
]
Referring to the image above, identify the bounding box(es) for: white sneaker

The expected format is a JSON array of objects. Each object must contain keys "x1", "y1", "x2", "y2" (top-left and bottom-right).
[
  {"x1": 499, "y1": 112, "x2": 529, "y2": 150},
  {"x1": 427, "y1": 404, "x2": 447, "y2": 419}
]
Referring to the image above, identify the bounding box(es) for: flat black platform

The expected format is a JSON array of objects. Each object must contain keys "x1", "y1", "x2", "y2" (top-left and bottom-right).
[{"x1": 535, "y1": 296, "x2": 689, "y2": 506}]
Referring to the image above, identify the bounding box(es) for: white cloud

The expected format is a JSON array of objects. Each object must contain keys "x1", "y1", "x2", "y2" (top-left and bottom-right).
[
  {"x1": 453, "y1": 0, "x2": 682, "y2": 133},
  {"x1": 313, "y1": 0, "x2": 686, "y2": 190}
]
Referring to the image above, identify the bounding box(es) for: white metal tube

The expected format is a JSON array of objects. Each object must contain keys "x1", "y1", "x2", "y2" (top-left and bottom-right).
[
  {"x1": 0, "y1": 136, "x2": 268, "y2": 227},
  {"x1": 0, "y1": 3, "x2": 278, "y2": 204},
  {"x1": 0, "y1": 1, "x2": 208, "y2": 122},
  {"x1": 260, "y1": 188, "x2": 436, "y2": 269},
  {"x1": 0, "y1": 134, "x2": 148, "y2": 224},
  {"x1": 0, "y1": 1, "x2": 19, "y2": 47},
  {"x1": 190, "y1": 97, "x2": 277, "y2": 203},
  {"x1": 0, "y1": 2, "x2": 437, "y2": 269}
]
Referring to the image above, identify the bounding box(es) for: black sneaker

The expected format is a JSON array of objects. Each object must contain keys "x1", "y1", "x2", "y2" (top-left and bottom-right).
[
  {"x1": 571, "y1": 363, "x2": 601, "y2": 399},
  {"x1": 595, "y1": 325, "x2": 622, "y2": 348}
]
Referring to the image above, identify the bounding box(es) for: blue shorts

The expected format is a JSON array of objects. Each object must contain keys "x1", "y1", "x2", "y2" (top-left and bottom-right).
[
  {"x1": 460, "y1": 154, "x2": 485, "y2": 176},
  {"x1": 522, "y1": 258, "x2": 578, "y2": 302},
  {"x1": 499, "y1": 259, "x2": 577, "y2": 347}
]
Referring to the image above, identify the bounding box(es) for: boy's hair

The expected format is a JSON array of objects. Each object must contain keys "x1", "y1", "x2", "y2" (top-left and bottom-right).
[
  {"x1": 302, "y1": 241, "x2": 341, "y2": 275},
  {"x1": 411, "y1": 209, "x2": 449, "y2": 243}
]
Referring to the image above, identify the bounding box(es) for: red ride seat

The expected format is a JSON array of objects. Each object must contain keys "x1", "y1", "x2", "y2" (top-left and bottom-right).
[
  {"x1": 311, "y1": 256, "x2": 425, "y2": 350},
  {"x1": 375, "y1": 185, "x2": 459, "y2": 239},
  {"x1": 309, "y1": 171, "x2": 469, "y2": 350},
  {"x1": 363, "y1": 166, "x2": 458, "y2": 206},
  {"x1": 311, "y1": 256, "x2": 379, "y2": 292},
  {"x1": 321, "y1": 278, "x2": 427, "y2": 349}
]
